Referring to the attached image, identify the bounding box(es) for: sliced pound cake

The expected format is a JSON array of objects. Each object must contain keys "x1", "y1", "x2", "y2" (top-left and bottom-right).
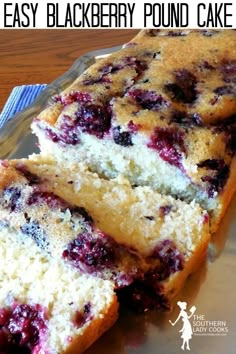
[
  {"x1": 31, "y1": 29, "x2": 236, "y2": 233},
  {"x1": 0, "y1": 223, "x2": 118, "y2": 353},
  {"x1": 1, "y1": 157, "x2": 210, "y2": 311}
]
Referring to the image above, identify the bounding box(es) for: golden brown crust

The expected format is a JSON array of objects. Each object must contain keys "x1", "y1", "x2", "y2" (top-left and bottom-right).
[
  {"x1": 161, "y1": 234, "x2": 209, "y2": 300},
  {"x1": 210, "y1": 156, "x2": 236, "y2": 233},
  {"x1": 65, "y1": 295, "x2": 119, "y2": 354},
  {"x1": 0, "y1": 162, "x2": 25, "y2": 189},
  {"x1": 37, "y1": 102, "x2": 63, "y2": 125},
  {"x1": 37, "y1": 29, "x2": 236, "y2": 127},
  {"x1": 122, "y1": 29, "x2": 236, "y2": 125}
]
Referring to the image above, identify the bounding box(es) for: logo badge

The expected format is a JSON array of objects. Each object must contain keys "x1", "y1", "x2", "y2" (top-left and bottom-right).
[
  {"x1": 169, "y1": 301, "x2": 196, "y2": 351},
  {"x1": 170, "y1": 301, "x2": 229, "y2": 351}
]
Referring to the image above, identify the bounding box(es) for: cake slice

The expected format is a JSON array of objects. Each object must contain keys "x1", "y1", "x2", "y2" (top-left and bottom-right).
[
  {"x1": 0, "y1": 222, "x2": 118, "y2": 353},
  {"x1": 31, "y1": 29, "x2": 236, "y2": 232},
  {"x1": 0, "y1": 157, "x2": 210, "y2": 311}
]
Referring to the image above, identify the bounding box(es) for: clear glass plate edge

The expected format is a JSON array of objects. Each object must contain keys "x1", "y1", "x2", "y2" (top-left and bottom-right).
[{"x1": 0, "y1": 45, "x2": 121, "y2": 160}]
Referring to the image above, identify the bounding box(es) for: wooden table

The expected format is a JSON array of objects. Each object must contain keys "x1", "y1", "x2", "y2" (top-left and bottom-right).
[{"x1": 0, "y1": 29, "x2": 139, "y2": 112}]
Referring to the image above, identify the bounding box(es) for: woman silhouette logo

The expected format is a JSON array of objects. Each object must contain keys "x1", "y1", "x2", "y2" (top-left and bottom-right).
[{"x1": 169, "y1": 301, "x2": 196, "y2": 351}]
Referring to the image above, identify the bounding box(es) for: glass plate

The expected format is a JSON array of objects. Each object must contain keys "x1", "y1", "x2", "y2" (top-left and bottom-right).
[
  {"x1": 0, "y1": 45, "x2": 121, "y2": 160},
  {"x1": 0, "y1": 46, "x2": 235, "y2": 354}
]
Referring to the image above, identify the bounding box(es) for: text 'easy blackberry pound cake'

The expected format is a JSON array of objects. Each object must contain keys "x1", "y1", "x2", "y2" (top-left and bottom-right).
[
  {"x1": 32, "y1": 29, "x2": 236, "y2": 232},
  {"x1": 0, "y1": 159, "x2": 209, "y2": 313}
]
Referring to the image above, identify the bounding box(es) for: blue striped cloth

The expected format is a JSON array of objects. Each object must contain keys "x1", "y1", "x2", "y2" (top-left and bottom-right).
[{"x1": 0, "y1": 84, "x2": 47, "y2": 129}]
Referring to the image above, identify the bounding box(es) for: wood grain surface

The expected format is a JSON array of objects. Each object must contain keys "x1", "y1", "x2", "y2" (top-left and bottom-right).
[{"x1": 0, "y1": 29, "x2": 139, "y2": 111}]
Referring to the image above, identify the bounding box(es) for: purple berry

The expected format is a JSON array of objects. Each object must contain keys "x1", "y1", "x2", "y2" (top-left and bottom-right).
[
  {"x1": 198, "y1": 159, "x2": 224, "y2": 170},
  {"x1": 165, "y1": 69, "x2": 197, "y2": 103},
  {"x1": 166, "y1": 30, "x2": 188, "y2": 37},
  {"x1": 153, "y1": 240, "x2": 184, "y2": 280},
  {"x1": 58, "y1": 115, "x2": 81, "y2": 144},
  {"x1": 128, "y1": 89, "x2": 169, "y2": 111},
  {"x1": 227, "y1": 126, "x2": 236, "y2": 154},
  {"x1": 198, "y1": 61, "x2": 215, "y2": 71},
  {"x1": 191, "y1": 113, "x2": 203, "y2": 126},
  {"x1": 198, "y1": 159, "x2": 229, "y2": 197},
  {"x1": 75, "y1": 103, "x2": 111, "y2": 138},
  {"x1": 71, "y1": 206, "x2": 93, "y2": 223},
  {"x1": 82, "y1": 63, "x2": 122, "y2": 85},
  {"x1": 127, "y1": 120, "x2": 141, "y2": 132},
  {"x1": 0, "y1": 330, "x2": 8, "y2": 349},
  {"x1": 214, "y1": 85, "x2": 234, "y2": 95},
  {"x1": 144, "y1": 216, "x2": 155, "y2": 221},
  {"x1": 27, "y1": 191, "x2": 68, "y2": 210},
  {"x1": 171, "y1": 110, "x2": 202, "y2": 126},
  {"x1": 119, "y1": 56, "x2": 148, "y2": 75},
  {"x1": 74, "y1": 303, "x2": 92, "y2": 327},
  {"x1": 0, "y1": 303, "x2": 47, "y2": 352},
  {"x1": 117, "y1": 272, "x2": 170, "y2": 312},
  {"x1": 62, "y1": 230, "x2": 139, "y2": 288},
  {"x1": 147, "y1": 127, "x2": 186, "y2": 169},
  {"x1": 159, "y1": 205, "x2": 172, "y2": 216},
  {"x1": 222, "y1": 60, "x2": 236, "y2": 74},
  {"x1": 45, "y1": 126, "x2": 79, "y2": 146},
  {"x1": 146, "y1": 29, "x2": 161, "y2": 37},
  {"x1": 83, "y1": 75, "x2": 112, "y2": 86},
  {"x1": 57, "y1": 91, "x2": 92, "y2": 106},
  {"x1": 211, "y1": 115, "x2": 236, "y2": 134},
  {"x1": 27, "y1": 190, "x2": 93, "y2": 224},
  {"x1": 0, "y1": 308, "x2": 10, "y2": 326},
  {"x1": 203, "y1": 213, "x2": 209, "y2": 224},
  {"x1": 83, "y1": 56, "x2": 148, "y2": 86},
  {"x1": 15, "y1": 165, "x2": 41, "y2": 185},
  {"x1": 100, "y1": 64, "x2": 120, "y2": 75},
  {"x1": 46, "y1": 93, "x2": 112, "y2": 143},
  {"x1": 2, "y1": 187, "x2": 22, "y2": 212},
  {"x1": 209, "y1": 96, "x2": 219, "y2": 106},
  {"x1": 21, "y1": 218, "x2": 49, "y2": 250},
  {"x1": 222, "y1": 60, "x2": 236, "y2": 83},
  {"x1": 62, "y1": 231, "x2": 116, "y2": 273},
  {"x1": 113, "y1": 126, "x2": 133, "y2": 147}
]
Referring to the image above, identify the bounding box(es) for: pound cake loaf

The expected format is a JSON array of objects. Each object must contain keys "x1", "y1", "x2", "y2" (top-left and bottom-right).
[
  {"x1": 1, "y1": 157, "x2": 210, "y2": 311},
  {"x1": 0, "y1": 223, "x2": 118, "y2": 353},
  {"x1": 31, "y1": 29, "x2": 236, "y2": 232}
]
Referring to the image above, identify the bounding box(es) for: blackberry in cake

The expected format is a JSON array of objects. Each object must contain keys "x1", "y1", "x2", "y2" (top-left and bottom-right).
[
  {"x1": 0, "y1": 222, "x2": 118, "y2": 353},
  {"x1": 1, "y1": 157, "x2": 210, "y2": 312},
  {"x1": 31, "y1": 29, "x2": 236, "y2": 232}
]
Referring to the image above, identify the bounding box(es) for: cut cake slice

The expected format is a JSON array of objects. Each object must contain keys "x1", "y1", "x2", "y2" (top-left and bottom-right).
[
  {"x1": 0, "y1": 220, "x2": 118, "y2": 353},
  {"x1": 0, "y1": 157, "x2": 210, "y2": 311}
]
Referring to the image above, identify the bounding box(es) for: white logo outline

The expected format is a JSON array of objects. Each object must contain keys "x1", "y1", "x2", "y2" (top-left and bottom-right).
[{"x1": 169, "y1": 301, "x2": 196, "y2": 351}]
